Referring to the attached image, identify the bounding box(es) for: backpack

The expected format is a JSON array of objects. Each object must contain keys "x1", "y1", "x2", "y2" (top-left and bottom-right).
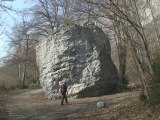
[{"x1": 59, "y1": 84, "x2": 67, "y2": 94}]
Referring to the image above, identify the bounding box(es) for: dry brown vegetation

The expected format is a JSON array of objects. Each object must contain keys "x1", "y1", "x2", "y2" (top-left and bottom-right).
[{"x1": 84, "y1": 98, "x2": 160, "y2": 120}]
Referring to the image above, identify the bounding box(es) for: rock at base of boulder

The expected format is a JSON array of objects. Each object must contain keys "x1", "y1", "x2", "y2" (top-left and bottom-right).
[{"x1": 97, "y1": 101, "x2": 106, "y2": 108}]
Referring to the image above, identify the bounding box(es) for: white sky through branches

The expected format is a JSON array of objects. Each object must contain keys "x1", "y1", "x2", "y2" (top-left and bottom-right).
[{"x1": 0, "y1": 0, "x2": 30, "y2": 58}]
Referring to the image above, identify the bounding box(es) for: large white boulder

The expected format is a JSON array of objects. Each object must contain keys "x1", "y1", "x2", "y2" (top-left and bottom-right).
[{"x1": 36, "y1": 24, "x2": 119, "y2": 99}]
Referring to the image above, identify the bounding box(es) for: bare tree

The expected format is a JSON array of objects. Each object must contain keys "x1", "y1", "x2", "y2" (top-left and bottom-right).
[
  {"x1": 75, "y1": 0, "x2": 159, "y2": 97},
  {"x1": 29, "y1": 0, "x2": 63, "y2": 36},
  {"x1": 5, "y1": 14, "x2": 38, "y2": 88}
]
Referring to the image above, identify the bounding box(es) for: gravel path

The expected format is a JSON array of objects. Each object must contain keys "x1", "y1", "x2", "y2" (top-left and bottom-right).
[{"x1": 0, "y1": 89, "x2": 139, "y2": 120}]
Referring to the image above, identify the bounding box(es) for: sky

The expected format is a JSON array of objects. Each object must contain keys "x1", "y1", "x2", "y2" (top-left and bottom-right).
[
  {"x1": 0, "y1": 0, "x2": 31, "y2": 59},
  {"x1": 0, "y1": 0, "x2": 160, "y2": 59}
]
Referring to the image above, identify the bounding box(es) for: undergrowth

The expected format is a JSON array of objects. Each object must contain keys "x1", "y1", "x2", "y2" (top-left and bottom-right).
[{"x1": 148, "y1": 57, "x2": 160, "y2": 104}]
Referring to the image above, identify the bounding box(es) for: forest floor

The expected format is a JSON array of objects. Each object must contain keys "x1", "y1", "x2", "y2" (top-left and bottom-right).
[{"x1": 0, "y1": 88, "x2": 160, "y2": 120}]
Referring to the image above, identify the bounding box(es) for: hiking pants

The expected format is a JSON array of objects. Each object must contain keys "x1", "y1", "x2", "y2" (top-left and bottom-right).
[{"x1": 61, "y1": 92, "x2": 68, "y2": 105}]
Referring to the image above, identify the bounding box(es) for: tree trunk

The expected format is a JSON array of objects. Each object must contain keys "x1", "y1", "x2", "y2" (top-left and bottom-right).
[
  {"x1": 18, "y1": 63, "x2": 22, "y2": 86},
  {"x1": 133, "y1": 0, "x2": 154, "y2": 77},
  {"x1": 22, "y1": 63, "x2": 27, "y2": 88}
]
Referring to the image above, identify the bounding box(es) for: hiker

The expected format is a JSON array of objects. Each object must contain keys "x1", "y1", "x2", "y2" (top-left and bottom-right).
[{"x1": 59, "y1": 82, "x2": 68, "y2": 105}]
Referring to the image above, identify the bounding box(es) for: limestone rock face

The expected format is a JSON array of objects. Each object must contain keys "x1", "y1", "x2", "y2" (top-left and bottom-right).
[{"x1": 36, "y1": 25, "x2": 119, "y2": 99}]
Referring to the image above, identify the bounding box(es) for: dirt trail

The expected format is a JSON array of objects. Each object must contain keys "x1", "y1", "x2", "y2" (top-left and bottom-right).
[{"x1": 0, "y1": 89, "x2": 139, "y2": 120}]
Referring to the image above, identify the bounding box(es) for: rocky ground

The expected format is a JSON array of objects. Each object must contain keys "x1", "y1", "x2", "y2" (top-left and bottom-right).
[{"x1": 0, "y1": 89, "x2": 159, "y2": 120}]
